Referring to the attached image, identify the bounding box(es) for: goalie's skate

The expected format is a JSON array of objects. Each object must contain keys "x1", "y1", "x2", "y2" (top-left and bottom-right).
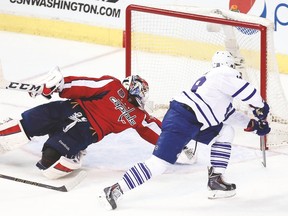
[
  {"x1": 207, "y1": 167, "x2": 236, "y2": 199},
  {"x1": 98, "y1": 183, "x2": 123, "y2": 210}
]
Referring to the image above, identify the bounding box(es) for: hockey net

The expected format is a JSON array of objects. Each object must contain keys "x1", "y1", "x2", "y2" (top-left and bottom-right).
[{"x1": 125, "y1": 4, "x2": 288, "y2": 148}]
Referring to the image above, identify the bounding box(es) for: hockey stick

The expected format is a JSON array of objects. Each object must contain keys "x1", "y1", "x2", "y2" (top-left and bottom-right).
[
  {"x1": 216, "y1": 14, "x2": 269, "y2": 168},
  {"x1": 260, "y1": 136, "x2": 267, "y2": 167},
  {"x1": 0, "y1": 61, "x2": 44, "y2": 94},
  {"x1": 0, "y1": 80, "x2": 44, "y2": 94},
  {"x1": 0, "y1": 170, "x2": 87, "y2": 192}
]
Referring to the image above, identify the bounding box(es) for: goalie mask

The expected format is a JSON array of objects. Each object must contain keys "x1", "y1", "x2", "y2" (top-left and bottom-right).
[
  {"x1": 122, "y1": 75, "x2": 149, "y2": 108},
  {"x1": 212, "y1": 51, "x2": 235, "y2": 69}
]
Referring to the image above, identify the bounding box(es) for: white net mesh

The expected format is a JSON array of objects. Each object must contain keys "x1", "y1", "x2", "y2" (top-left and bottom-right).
[{"x1": 127, "y1": 5, "x2": 288, "y2": 147}]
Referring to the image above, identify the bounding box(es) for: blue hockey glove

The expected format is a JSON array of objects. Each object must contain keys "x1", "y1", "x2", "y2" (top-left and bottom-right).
[
  {"x1": 251, "y1": 101, "x2": 269, "y2": 120},
  {"x1": 244, "y1": 119, "x2": 271, "y2": 136}
]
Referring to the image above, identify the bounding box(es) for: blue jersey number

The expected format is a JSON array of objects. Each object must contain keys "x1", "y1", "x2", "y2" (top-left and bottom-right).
[{"x1": 191, "y1": 76, "x2": 206, "y2": 92}]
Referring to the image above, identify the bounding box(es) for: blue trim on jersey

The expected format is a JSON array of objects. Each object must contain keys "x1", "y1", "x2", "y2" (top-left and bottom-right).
[
  {"x1": 193, "y1": 92, "x2": 220, "y2": 125},
  {"x1": 183, "y1": 91, "x2": 212, "y2": 127},
  {"x1": 183, "y1": 91, "x2": 221, "y2": 127},
  {"x1": 231, "y1": 82, "x2": 249, "y2": 97},
  {"x1": 223, "y1": 107, "x2": 236, "y2": 121},
  {"x1": 242, "y1": 88, "x2": 256, "y2": 101}
]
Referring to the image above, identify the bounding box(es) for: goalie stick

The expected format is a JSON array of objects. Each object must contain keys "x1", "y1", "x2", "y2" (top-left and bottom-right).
[
  {"x1": 0, "y1": 61, "x2": 44, "y2": 94},
  {"x1": 0, "y1": 170, "x2": 87, "y2": 192},
  {"x1": 0, "y1": 80, "x2": 44, "y2": 94}
]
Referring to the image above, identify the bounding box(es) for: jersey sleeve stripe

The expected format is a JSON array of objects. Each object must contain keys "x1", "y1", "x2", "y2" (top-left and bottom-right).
[
  {"x1": 231, "y1": 82, "x2": 249, "y2": 98},
  {"x1": 242, "y1": 88, "x2": 256, "y2": 102},
  {"x1": 223, "y1": 107, "x2": 235, "y2": 121},
  {"x1": 64, "y1": 79, "x2": 113, "y2": 89}
]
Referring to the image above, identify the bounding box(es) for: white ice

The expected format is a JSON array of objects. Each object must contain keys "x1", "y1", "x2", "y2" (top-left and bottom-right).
[{"x1": 0, "y1": 31, "x2": 288, "y2": 216}]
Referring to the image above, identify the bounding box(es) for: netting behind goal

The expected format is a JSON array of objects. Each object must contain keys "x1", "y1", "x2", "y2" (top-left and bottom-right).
[{"x1": 125, "y1": 4, "x2": 288, "y2": 148}]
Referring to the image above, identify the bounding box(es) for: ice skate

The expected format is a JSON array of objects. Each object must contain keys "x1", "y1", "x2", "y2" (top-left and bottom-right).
[
  {"x1": 207, "y1": 166, "x2": 236, "y2": 199},
  {"x1": 98, "y1": 183, "x2": 123, "y2": 210}
]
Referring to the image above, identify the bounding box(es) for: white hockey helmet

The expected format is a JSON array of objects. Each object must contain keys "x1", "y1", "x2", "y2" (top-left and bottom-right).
[
  {"x1": 212, "y1": 51, "x2": 235, "y2": 69},
  {"x1": 122, "y1": 75, "x2": 149, "y2": 108}
]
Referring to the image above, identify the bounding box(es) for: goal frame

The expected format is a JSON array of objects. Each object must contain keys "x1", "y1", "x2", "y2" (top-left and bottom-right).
[
  {"x1": 125, "y1": 4, "x2": 268, "y2": 100},
  {"x1": 125, "y1": 4, "x2": 269, "y2": 151}
]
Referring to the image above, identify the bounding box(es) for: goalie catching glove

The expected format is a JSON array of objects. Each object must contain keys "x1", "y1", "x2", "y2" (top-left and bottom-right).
[
  {"x1": 29, "y1": 66, "x2": 64, "y2": 98},
  {"x1": 244, "y1": 119, "x2": 271, "y2": 136}
]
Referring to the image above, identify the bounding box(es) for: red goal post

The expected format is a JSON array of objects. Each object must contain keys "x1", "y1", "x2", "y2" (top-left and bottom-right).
[{"x1": 125, "y1": 4, "x2": 288, "y2": 148}]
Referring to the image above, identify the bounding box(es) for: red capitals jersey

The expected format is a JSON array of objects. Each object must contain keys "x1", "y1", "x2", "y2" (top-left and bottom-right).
[{"x1": 59, "y1": 75, "x2": 161, "y2": 144}]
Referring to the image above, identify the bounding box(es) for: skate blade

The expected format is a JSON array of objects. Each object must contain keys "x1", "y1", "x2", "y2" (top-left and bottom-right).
[
  {"x1": 208, "y1": 189, "x2": 236, "y2": 199},
  {"x1": 98, "y1": 190, "x2": 114, "y2": 210}
]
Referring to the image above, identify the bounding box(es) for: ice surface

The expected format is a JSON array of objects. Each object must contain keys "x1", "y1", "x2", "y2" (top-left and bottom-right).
[{"x1": 0, "y1": 31, "x2": 288, "y2": 216}]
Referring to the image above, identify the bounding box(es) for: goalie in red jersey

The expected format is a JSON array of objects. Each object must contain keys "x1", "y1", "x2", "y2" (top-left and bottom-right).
[{"x1": 0, "y1": 67, "x2": 167, "y2": 179}]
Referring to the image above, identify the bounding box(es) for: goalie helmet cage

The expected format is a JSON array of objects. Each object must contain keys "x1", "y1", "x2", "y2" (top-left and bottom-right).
[{"x1": 125, "y1": 4, "x2": 288, "y2": 148}]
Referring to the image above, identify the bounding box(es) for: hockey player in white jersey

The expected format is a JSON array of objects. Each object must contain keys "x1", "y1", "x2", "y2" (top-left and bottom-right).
[{"x1": 98, "y1": 51, "x2": 271, "y2": 210}]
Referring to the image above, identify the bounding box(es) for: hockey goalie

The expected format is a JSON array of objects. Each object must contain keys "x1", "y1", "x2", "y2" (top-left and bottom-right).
[{"x1": 0, "y1": 66, "x2": 195, "y2": 180}]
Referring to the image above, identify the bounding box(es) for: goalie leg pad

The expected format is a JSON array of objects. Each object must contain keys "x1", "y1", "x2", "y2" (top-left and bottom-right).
[
  {"x1": 39, "y1": 156, "x2": 81, "y2": 180},
  {"x1": 37, "y1": 150, "x2": 86, "y2": 180},
  {"x1": 0, "y1": 119, "x2": 30, "y2": 154},
  {"x1": 38, "y1": 146, "x2": 62, "y2": 169}
]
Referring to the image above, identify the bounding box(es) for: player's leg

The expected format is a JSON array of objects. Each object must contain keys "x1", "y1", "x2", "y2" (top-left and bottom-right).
[
  {"x1": 116, "y1": 128, "x2": 188, "y2": 194},
  {"x1": 199, "y1": 124, "x2": 236, "y2": 199},
  {"x1": 0, "y1": 118, "x2": 30, "y2": 154},
  {"x1": 36, "y1": 145, "x2": 87, "y2": 179},
  {"x1": 98, "y1": 100, "x2": 202, "y2": 210},
  {"x1": 99, "y1": 155, "x2": 171, "y2": 210},
  {"x1": 36, "y1": 118, "x2": 96, "y2": 179},
  {"x1": 0, "y1": 100, "x2": 75, "y2": 154},
  {"x1": 0, "y1": 100, "x2": 70, "y2": 154},
  {"x1": 20, "y1": 100, "x2": 80, "y2": 137},
  {"x1": 35, "y1": 103, "x2": 97, "y2": 179},
  {"x1": 0, "y1": 100, "x2": 87, "y2": 154},
  {"x1": 98, "y1": 128, "x2": 179, "y2": 210}
]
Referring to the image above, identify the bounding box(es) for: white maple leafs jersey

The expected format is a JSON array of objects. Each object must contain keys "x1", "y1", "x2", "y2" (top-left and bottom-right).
[{"x1": 173, "y1": 65, "x2": 264, "y2": 130}]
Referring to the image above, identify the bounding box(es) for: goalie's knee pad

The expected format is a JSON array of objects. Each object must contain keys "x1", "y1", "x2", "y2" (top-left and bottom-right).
[
  {"x1": 36, "y1": 147, "x2": 86, "y2": 179},
  {"x1": 0, "y1": 118, "x2": 30, "y2": 154}
]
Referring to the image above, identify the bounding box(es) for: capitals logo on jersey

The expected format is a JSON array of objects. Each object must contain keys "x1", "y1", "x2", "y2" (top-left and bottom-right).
[{"x1": 109, "y1": 96, "x2": 136, "y2": 126}]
